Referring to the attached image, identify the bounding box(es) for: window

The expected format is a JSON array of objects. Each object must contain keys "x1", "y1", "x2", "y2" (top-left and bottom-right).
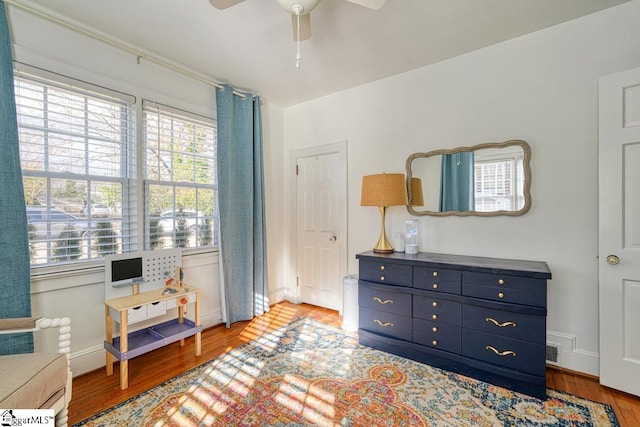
[
  {"x1": 474, "y1": 155, "x2": 525, "y2": 212},
  {"x1": 142, "y1": 101, "x2": 217, "y2": 250},
  {"x1": 15, "y1": 72, "x2": 136, "y2": 266},
  {"x1": 15, "y1": 72, "x2": 217, "y2": 267}
]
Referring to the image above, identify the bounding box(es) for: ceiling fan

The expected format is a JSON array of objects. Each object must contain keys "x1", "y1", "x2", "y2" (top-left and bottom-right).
[{"x1": 209, "y1": 0, "x2": 386, "y2": 41}]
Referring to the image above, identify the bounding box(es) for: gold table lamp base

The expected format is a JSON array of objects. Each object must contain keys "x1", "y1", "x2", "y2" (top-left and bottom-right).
[{"x1": 372, "y1": 206, "x2": 394, "y2": 254}]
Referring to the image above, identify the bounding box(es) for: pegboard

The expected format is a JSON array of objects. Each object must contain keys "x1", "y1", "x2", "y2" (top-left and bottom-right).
[
  {"x1": 105, "y1": 248, "x2": 182, "y2": 300},
  {"x1": 144, "y1": 249, "x2": 181, "y2": 287}
]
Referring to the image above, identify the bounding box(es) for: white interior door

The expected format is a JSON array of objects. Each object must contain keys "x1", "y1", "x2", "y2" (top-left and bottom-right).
[
  {"x1": 599, "y1": 66, "x2": 640, "y2": 396},
  {"x1": 293, "y1": 143, "x2": 347, "y2": 311}
]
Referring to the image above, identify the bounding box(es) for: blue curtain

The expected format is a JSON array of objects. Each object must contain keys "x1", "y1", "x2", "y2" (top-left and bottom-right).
[
  {"x1": 439, "y1": 151, "x2": 475, "y2": 212},
  {"x1": 0, "y1": 0, "x2": 33, "y2": 355},
  {"x1": 216, "y1": 85, "x2": 268, "y2": 326}
]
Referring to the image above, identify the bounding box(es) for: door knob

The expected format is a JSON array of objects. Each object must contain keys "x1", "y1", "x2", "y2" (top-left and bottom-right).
[
  {"x1": 606, "y1": 254, "x2": 620, "y2": 265},
  {"x1": 329, "y1": 235, "x2": 337, "y2": 242}
]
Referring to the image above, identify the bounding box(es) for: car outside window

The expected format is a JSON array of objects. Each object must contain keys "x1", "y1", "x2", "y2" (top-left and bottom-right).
[
  {"x1": 15, "y1": 72, "x2": 135, "y2": 266},
  {"x1": 143, "y1": 101, "x2": 217, "y2": 250},
  {"x1": 16, "y1": 71, "x2": 217, "y2": 267}
]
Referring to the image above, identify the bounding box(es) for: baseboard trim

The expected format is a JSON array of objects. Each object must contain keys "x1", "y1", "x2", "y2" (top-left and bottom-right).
[
  {"x1": 546, "y1": 364, "x2": 599, "y2": 381},
  {"x1": 546, "y1": 330, "x2": 599, "y2": 376},
  {"x1": 70, "y1": 344, "x2": 105, "y2": 377}
]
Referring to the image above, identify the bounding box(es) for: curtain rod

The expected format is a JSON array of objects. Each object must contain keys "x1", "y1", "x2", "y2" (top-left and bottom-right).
[{"x1": 3, "y1": 0, "x2": 252, "y2": 99}]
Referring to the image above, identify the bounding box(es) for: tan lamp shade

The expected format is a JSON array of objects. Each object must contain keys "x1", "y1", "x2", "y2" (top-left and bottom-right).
[
  {"x1": 360, "y1": 173, "x2": 408, "y2": 207},
  {"x1": 360, "y1": 173, "x2": 408, "y2": 254},
  {"x1": 410, "y1": 177, "x2": 424, "y2": 207}
]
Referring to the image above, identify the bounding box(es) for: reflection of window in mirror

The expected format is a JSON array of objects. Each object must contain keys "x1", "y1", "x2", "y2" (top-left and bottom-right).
[
  {"x1": 474, "y1": 147, "x2": 525, "y2": 212},
  {"x1": 406, "y1": 140, "x2": 531, "y2": 217}
]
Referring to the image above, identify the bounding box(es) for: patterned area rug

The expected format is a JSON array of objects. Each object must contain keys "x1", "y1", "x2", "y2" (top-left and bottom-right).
[{"x1": 75, "y1": 317, "x2": 619, "y2": 426}]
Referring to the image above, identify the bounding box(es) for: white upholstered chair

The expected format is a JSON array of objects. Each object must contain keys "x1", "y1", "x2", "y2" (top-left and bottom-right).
[{"x1": 0, "y1": 317, "x2": 72, "y2": 427}]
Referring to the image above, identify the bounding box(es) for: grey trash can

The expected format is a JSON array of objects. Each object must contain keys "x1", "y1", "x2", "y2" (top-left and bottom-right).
[{"x1": 342, "y1": 274, "x2": 359, "y2": 332}]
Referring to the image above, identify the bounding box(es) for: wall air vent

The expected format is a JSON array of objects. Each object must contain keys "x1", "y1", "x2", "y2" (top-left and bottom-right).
[{"x1": 546, "y1": 344, "x2": 560, "y2": 363}]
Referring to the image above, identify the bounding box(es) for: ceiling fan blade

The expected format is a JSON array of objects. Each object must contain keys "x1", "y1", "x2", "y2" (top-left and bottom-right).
[
  {"x1": 209, "y1": 0, "x2": 246, "y2": 10},
  {"x1": 291, "y1": 13, "x2": 311, "y2": 41},
  {"x1": 343, "y1": 0, "x2": 385, "y2": 10}
]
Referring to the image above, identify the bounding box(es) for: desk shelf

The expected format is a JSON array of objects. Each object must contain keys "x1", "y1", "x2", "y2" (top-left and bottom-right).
[{"x1": 104, "y1": 318, "x2": 202, "y2": 361}]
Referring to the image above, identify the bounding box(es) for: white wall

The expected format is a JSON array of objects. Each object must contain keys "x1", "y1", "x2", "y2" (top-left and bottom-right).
[
  {"x1": 8, "y1": 6, "x2": 286, "y2": 375},
  {"x1": 8, "y1": 0, "x2": 640, "y2": 378},
  {"x1": 282, "y1": 1, "x2": 640, "y2": 375}
]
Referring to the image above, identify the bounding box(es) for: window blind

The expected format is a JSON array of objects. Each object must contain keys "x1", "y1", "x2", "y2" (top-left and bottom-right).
[
  {"x1": 14, "y1": 72, "x2": 137, "y2": 266},
  {"x1": 474, "y1": 157, "x2": 523, "y2": 212},
  {"x1": 142, "y1": 100, "x2": 217, "y2": 250}
]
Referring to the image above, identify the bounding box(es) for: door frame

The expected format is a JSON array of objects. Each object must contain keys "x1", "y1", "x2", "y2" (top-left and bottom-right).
[{"x1": 288, "y1": 141, "x2": 348, "y2": 310}]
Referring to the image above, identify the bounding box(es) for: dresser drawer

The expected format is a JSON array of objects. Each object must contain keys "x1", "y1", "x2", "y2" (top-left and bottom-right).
[
  {"x1": 359, "y1": 260, "x2": 413, "y2": 287},
  {"x1": 462, "y1": 330, "x2": 545, "y2": 376},
  {"x1": 359, "y1": 285, "x2": 411, "y2": 315},
  {"x1": 357, "y1": 251, "x2": 551, "y2": 399},
  {"x1": 462, "y1": 272, "x2": 546, "y2": 307},
  {"x1": 462, "y1": 304, "x2": 545, "y2": 344},
  {"x1": 414, "y1": 266, "x2": 461, "y2": 294},
  {"x1": 359, "y1": 307, "x2": 412, "y2": 341},
  {"x1": 413, "y1": 294, "x2": 461, "y2": 326},
  {"x1": 413, "y1": 318, "x2": 461, "y2": 353}
]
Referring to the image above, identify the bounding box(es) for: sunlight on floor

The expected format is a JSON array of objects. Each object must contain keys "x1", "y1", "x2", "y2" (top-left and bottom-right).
[
  {"x1": 275, "y1": 374, "x2": 338, "y2": 427},
  {"x1": 152, "y1": 315, "x2": 347, "y2": 426},
  {"x1": 239, "y1": 303, "x2": 298, "y2": 342}
]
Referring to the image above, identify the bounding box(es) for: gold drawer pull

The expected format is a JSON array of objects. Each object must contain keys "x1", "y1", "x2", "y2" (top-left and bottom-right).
[
  {"x1": 486, "y1": 345, "x2": 516, "y2": 357},
  {"x1": 432, "y1": 301, "x2": 438, "y2": 307},
  {"x1": 373, "y1": 297, "x2": 393, "y2": 305},
  {"x1": 374, "y1": 319, "x2": 394, "y2": 327},
  {"x1": 432, "y1": 326, "x2": 438, "y2": 332},
  {"x1": 432, "y1": 283, "x2": 438, "y2": 289},
  {"x1": 498, "y1": 279, "x2": 505, "y2": 285},
  {"x1": 432, "y1": 314, "x2": 438, "y2": 320},
  {"x1": 380, "y1": 276, "x2": 385, "y2": 281},
  {"x1": 498, "y1": 292, "x2": 504, "y2": 299},
  {"x1": 485, "y1": 317, "x2": 517, "y2": 328},
  {"x1": 432, "y1": 340, "x2": 438, "y2": 346},
  {"x1": 432, "y1": 271, "x2": 438, "y2": 277},
  {"x1": 380, "y1": 265, "x2": 385, "y2": 271}
]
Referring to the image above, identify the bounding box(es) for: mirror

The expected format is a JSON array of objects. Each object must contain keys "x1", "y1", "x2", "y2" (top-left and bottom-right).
[{"x1": 406, "y1": 140, "x2": 531, "y2": 216}]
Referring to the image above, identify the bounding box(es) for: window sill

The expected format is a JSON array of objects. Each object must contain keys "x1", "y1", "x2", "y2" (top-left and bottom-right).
[{"x1": 30, "y1": 247, "x2": 220, "y2": 294}]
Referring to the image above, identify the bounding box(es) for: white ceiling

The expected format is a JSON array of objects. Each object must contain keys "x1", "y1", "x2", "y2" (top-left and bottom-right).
[{"x1": 10, "y1": 0, "x2": 631, "y2": 106}]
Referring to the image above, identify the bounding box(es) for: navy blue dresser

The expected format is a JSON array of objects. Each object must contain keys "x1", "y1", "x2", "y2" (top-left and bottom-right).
[{"x1": 356, "y1": 251, "x2": 552, "y2": 399}]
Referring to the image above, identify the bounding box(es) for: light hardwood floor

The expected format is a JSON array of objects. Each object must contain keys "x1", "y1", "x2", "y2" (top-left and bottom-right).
[{"x1": 69, "y1": 302, "x2": 640, "y2": 426}]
